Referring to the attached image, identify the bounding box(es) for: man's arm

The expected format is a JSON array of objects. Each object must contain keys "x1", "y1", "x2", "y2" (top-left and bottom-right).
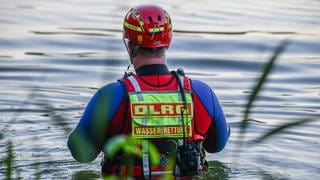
[
  {"x1": 203, "y1": 90, "x2": 230, "y2": 152},
  {"x1": 68, "y1": 82, "x2": 126, "y2": 162},
  {"x1": 191, "y1": 80, "x2": 230, "y2": 153}
]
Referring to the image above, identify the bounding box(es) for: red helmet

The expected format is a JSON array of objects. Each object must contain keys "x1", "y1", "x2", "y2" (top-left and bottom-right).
[{"x1": 123, "y1": 5, "x2": 172, "y2": 49}]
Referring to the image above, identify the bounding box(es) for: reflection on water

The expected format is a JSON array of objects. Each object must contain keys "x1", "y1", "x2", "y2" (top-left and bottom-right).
[
  {"x1": 206, "y1": 161, "x2": 231, "y2": 179},
  {"x1": 1, "y1": 0, "x2": 320, "y2": 179},
  {"x1": 72, "y1": 170, "x2": 101, "y2": 180}
]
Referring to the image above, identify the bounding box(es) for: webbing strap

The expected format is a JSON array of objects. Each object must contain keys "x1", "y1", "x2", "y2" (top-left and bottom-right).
[
  {"x1": 128, "y1": 76, "x2": 143, "y2": 101},
  {"x1": 142, "y1": 140, "x2": 150, "y2": 179},
  {"x1": 127, "y1": 76, "x2": 141, "y2": 91},
  {"x1": 178, "y1": 76, "x2": 184, "y2": 101},
  {"x1": 174, "y1": 139, "x2": 184, "y2": 175},
  {"x1": 176, "y1": 75, "x2": 185, "y2": 175},
  {"x1": 177, "y1": 76, "x2": 184, "y2": 125}
]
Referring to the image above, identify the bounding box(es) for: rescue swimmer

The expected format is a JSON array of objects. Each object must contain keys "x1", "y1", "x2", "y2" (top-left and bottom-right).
[{"x1": 68, "y1": 4, "x2": 230, "y2": 179}]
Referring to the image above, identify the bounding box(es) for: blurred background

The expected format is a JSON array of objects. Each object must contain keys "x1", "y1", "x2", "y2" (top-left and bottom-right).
[{"x1": 0, "y1": 0, "x2": 319, "y2": 179}]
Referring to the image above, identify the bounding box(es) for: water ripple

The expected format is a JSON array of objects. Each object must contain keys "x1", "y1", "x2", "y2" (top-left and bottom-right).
[{"x1": 1, "y1": 0, "x2": 320, "y2": 179}]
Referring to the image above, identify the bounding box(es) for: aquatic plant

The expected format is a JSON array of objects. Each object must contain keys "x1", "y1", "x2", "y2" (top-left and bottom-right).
[
  {"x1": 239, "y1": 39, "x2": 290, "y2": 142},
  {"x1": 4, "y1": 141, "x2": 13, "y2": 180},
  {"x1": 239, "y1": 39, "x2": 316, "y2": 146},
  {"x1": 102, "y1": 135, "x2": 162, "y2": 179},
  {"x1": 0, "y1": 141, "x2": 22, "y2": 180}
]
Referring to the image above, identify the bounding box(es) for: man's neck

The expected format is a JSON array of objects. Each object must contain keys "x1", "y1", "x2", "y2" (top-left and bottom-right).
[
  {"x1": 135, "y1": 64, "x2": 170, "y2": 76},
  {"x1": 133, "y1": 54, "x2": 166, "y2": 70}
]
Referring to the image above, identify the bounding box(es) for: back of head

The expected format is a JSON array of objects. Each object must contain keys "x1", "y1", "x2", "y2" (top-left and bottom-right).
[{"x1": 123, "y1": 5, "x2": 172, "y2": 60}]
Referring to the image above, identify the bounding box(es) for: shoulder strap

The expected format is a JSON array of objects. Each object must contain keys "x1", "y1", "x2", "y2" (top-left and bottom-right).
[
  {"x1": 127, "y1": 76, "x2": 141, "y2": 92},
  {"x1": 125, "y1": 76, "x2": 150, "y2": 178}
]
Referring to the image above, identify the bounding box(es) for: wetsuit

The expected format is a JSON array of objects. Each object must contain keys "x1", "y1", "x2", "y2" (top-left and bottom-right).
[{"x1": 68, "y1": 64, "x2": 230, "y2": 176}]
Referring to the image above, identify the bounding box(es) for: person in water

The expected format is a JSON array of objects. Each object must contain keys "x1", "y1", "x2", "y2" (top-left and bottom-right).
[{"x1": 68, "y1": 4, "x2": 230, "y2": 178}]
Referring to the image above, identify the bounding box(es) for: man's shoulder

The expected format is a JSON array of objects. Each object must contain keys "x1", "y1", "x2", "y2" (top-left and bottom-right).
[
  {"x1": 190, "y1": 79, "x2": 217, "y2": 106},
  {"x1": 190, "y1": 79, "x2": 212, "y2": 93},
  {"x1": 98, "y1": 81, "x2": 127, "y2": 97}
]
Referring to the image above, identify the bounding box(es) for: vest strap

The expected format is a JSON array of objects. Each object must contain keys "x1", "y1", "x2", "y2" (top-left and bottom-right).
[
  {"x1": 128, "y1": 76, "x2": 144, "y2": 101},
  {"x1": 127, "y1": 76, "x2": 141, "y2": 92},
  {"x1": 142, "y1": 140, "x2": 150, "y2": 179},
  {"x1": 177, "y1": 75, "x2": 184, "y2": 125},
  {"x1": 178, "y1": 75, "x2": 184, "y2": 101}
]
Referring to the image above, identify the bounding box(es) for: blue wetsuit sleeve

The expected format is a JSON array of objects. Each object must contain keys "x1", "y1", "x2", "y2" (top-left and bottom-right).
[
  {"x1": 191, "y1": 80, "x2": 230, "y2": 153},
  {"x1": 67, "y1": 81, "x2": 126, "y2": 162}
]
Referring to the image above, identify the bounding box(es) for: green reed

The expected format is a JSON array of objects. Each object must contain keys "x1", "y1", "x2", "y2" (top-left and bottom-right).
[
  {"x1": 4, "y1": 141, "x2": 13, "y2": 180},
  {"x1": 239, "y1": 39, "x2": 315, "y2": 146},
  {"x1": 0, "y1": 141, "x2": 21, "y2": 180},
  {"x1": 102, "y1": 135, "x2": 161, "y2": 179},
  {"x1": 239, "y1": 39, "x2": 290, "y2": 143}
]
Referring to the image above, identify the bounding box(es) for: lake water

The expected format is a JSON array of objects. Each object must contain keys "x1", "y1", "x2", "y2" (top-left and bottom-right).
[{"x1": 1, "y1": 0, "x2": 319, "y2": 179}]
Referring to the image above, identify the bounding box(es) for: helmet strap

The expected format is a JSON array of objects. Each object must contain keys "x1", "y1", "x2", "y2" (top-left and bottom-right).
[
  {"x1": 123, "y1": 63, "x2": 134, "y2": 78},
  {"x1": 122, "y1": 38, "x2": 140, "y2": 64},
  {"x1": 123, "y1": 37, "x2": 131, "y2": 62},
  {"x1": 130, "y1": 44, "x2": 140, "y2": 61}
]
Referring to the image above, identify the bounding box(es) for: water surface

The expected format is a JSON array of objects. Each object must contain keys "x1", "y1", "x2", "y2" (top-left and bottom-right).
[{"x1": 1, "y1": 0, "x2": 320, "y2": 179}]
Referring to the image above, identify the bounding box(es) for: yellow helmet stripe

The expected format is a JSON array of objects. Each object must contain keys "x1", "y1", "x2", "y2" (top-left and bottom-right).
[
  {"x1": 124, "y1": 21, "x2": 143, "y2": 32},
  {"x1": 129, "y1": 8, "x2": 145, "y2": 32},
  {"x1": 149, "y1": 27, "x2": 164, "y2": 33}
]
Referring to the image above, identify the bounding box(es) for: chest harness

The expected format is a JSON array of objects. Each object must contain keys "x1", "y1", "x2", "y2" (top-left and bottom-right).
[{"x1": 124, "y1": 70, "x2": 204, "y2": 178}]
